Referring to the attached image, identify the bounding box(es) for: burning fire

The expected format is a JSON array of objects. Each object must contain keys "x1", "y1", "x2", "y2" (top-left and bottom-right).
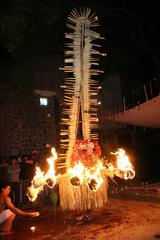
[
  {"x1": 68, "y1": 148, "x2": 135, "y2": 192},
  {"x1": 45, "y1": 147, "x2": 57, "y2": 188},
  {"x1": 85, "y1": 162, "x2": 104, "y2": 191},
  {"x1": 68, "y1": 161, "x2": 104, "y2": 191},
  {"x1": 27, "y1": 146, "x2": 135, "y2": 202},
  {"x1": 68, "y1": 162, "x2": 85, "y2": 186},
  {"x1": 27, "y1": 147, "x2": 57, "y2": 202},
  {"x1": 111, "y1": 148, "x2": 135, "y2": 180}
]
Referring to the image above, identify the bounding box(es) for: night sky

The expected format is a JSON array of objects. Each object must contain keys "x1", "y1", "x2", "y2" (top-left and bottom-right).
[
  {"x1": 0, "y1": 0, "x2": 160, "y2": 181},
  {"x1": 1, "y1": 0, "x2": 160, "y2": 91}
]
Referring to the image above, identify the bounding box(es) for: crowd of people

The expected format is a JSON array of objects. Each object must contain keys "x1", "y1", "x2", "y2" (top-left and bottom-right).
[
  {"x1": 0, "y1": 148, "x2": 60, "y2": 236},
  {"x1": 0, "y1": 152, "x2": 39, "y2": 204},
  {"x1": 0, "y1": 151, "x2": 40, "y2": 236}
]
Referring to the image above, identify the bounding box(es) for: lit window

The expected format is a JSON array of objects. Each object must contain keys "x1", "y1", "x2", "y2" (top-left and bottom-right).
[{"x1": 39, "y1": 97, "x2": 48, "y2": 106}]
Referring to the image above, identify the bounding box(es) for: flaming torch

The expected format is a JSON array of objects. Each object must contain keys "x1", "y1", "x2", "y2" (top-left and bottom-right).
[
  {"x1": 27, "y1": 167, "x2": 46, "y2": 202},
  {"x1": 111, "y1": 148, "x2": 135, "y2": 180},
  {"x1": 27, "y1": 147, "x2": 58, "y2": 202},
  {"x1": 45, "y1": 147, "x2": 57, "y2": 188},
  {"x1": 68, "y1": 161, "x2": 104, "y2": 191},
  {"x1": 85, "y1": 162, "x2": 104, "y2": 191},
  {"x1": 68, "y1": 162, "x2": 85, "y2": 187}
]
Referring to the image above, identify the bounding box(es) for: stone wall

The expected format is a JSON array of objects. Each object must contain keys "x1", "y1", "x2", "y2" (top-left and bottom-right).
[
  {"x1": 0, "y1": 85, "x2": 60, "y2": 160},
  {"x1": 0, "y1": 54, "x2": 64, "y2": 160}
]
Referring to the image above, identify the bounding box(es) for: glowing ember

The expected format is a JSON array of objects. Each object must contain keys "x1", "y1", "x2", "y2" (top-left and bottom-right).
[
  {"x1": 30, "y1": 226, "x2": 36, "y2": 232},
  {"x1": 27, "y1": 147, "x2": 58, "y2": 202},
  {"x1": 111, "y1": 148, "x2": 135, "y2": 180}
]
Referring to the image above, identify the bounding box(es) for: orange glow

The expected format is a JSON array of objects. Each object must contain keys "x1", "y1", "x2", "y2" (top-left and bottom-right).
[
  {"x1": 111, "y1": 148, "x2": 135, "y2": 180},
  {"x1": 30, "y1": 226, "x2": 36, "y2": 233},
  {"x1": 27, "y1": 147, "x2": 57, "y2": 202},
  {"x1": 68, "y1": 161, "x2": 104, "y2": 191},
  {"x1": 27, "y1": 146, "x2": 135, "y2": 202},
  {"x1": 85, "y1": 161, "x2": 104, "y2": 191},
  {"x1": 68, "y1": 162, "x2": 85, "y2": 186}
]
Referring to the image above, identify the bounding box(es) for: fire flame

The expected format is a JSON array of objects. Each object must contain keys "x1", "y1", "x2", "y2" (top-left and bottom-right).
[
  {"x1": 68, "y1": 162, "x2": 85, "y2": 186},
  {"x1": 111, "y1": 148, "x2": 135, "y2": 180},
  {"x1": 27, "y1": 147, "x2": 57, "y2": 202},
  {"x1": 45, "y1": 147, "x2": 57, "y2": 188},
  {"x1": 27, "y1": 146, "x2": 135, "y2": 202},
  {"x1": 85, "y1": 162, "x2": 104, "y2": 191},
  {"x1": 68, "y1": 161, "x2": 104, "y2": 191}
]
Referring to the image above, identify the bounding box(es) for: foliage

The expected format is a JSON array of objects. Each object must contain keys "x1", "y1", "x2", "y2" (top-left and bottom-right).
[{"x1": 0, "y1": 0, "x2": 160, "y2": 93}]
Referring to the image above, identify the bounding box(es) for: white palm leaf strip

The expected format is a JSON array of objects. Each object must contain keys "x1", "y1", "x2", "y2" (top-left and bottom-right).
[
  {"x1": 65, "y1": 16, "x2": 82, "y2": 167},
  {"x1": 60, "y1": 8, "x2": 101, "y2": 167},
  {"x1": 81, "y1": 24, "x2": 101, "y2": 141},
  {"x1": 81, "y1": 31, "x2": 91, "y2": 140},
  {"x1": 60, "y1": 12, "x2": 81, "y2": 167}
]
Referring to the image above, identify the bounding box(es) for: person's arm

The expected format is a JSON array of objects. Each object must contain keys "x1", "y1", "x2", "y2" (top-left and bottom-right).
[{"x1": 4, "y1": 196, "x2": 39, "y2": 217}]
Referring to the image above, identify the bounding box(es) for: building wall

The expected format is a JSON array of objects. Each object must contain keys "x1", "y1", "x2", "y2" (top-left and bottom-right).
[
  {"x1": 0, "y1": 55, "x2": 63, "y2": 160},
  {"x1": 0, "y1": 85, "x2": 60, "y2": 160}
]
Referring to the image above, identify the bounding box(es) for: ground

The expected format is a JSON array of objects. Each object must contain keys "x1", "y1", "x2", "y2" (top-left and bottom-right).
[{"x1": 2, "y1": 197, "x2": 160, "y2": 240}]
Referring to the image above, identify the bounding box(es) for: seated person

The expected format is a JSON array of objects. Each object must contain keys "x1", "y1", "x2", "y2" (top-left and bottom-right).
[{"x1": 0, "y1": 183, "x2": 39, "y2": 236}]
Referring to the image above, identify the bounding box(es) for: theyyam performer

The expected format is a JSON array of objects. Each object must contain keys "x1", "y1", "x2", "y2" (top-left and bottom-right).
[
  {"x1": 27, "y1": 8, "x2": 135, "y2": 219},
  {"x1": 58, "y1": 8, "x2": 108, "y2": 214}
]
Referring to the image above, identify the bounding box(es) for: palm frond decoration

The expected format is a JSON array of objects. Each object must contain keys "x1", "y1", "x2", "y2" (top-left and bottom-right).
[{"x1": 59, "y1": 8, "x2": 104, "y2": 169}]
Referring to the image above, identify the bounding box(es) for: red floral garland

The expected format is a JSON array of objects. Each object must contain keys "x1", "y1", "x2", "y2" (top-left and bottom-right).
[{"x1": 70, "y1": 140, "x2": 101, "y2": 168}]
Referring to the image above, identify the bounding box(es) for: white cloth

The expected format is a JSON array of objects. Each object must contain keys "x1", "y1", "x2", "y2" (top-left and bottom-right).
[{"x1": 0, "y1": 209, "x2": 13, "y2": 224}]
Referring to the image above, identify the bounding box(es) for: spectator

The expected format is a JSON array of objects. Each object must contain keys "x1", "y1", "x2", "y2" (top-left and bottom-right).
[
  {"x1": 21, "y1": 155, "x2": 34, "y2": 180},
  {"x1": 7, "y1": 158, "x2": 21, "y2": 203},
  {"x1": 0, "y1": 183, "x2": 39, "y2": 236},
  {"x1": 20, "y1": 154, "x2": 36, "y2": 204},
  {"x1": 31, "y1": 150, "x2": 39, "y2": 175},
  {"x1": 0, "y1": 158, "x2": 8, "y2": 182}
]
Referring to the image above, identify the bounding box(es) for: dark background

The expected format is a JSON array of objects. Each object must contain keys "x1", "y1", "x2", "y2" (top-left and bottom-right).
[{"x1": 0, "y1": 0, "x2": 160, "y2": 182}]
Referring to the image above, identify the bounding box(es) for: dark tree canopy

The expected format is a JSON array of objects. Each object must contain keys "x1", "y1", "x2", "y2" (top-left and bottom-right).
[{"x1": 0, "y1": 0, "x2": 160, "y2": 94}]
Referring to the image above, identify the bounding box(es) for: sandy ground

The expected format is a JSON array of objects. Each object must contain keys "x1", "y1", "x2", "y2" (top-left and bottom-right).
[{"x1": 1, "y1": 197, "x2": 160, "y2": 240}]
